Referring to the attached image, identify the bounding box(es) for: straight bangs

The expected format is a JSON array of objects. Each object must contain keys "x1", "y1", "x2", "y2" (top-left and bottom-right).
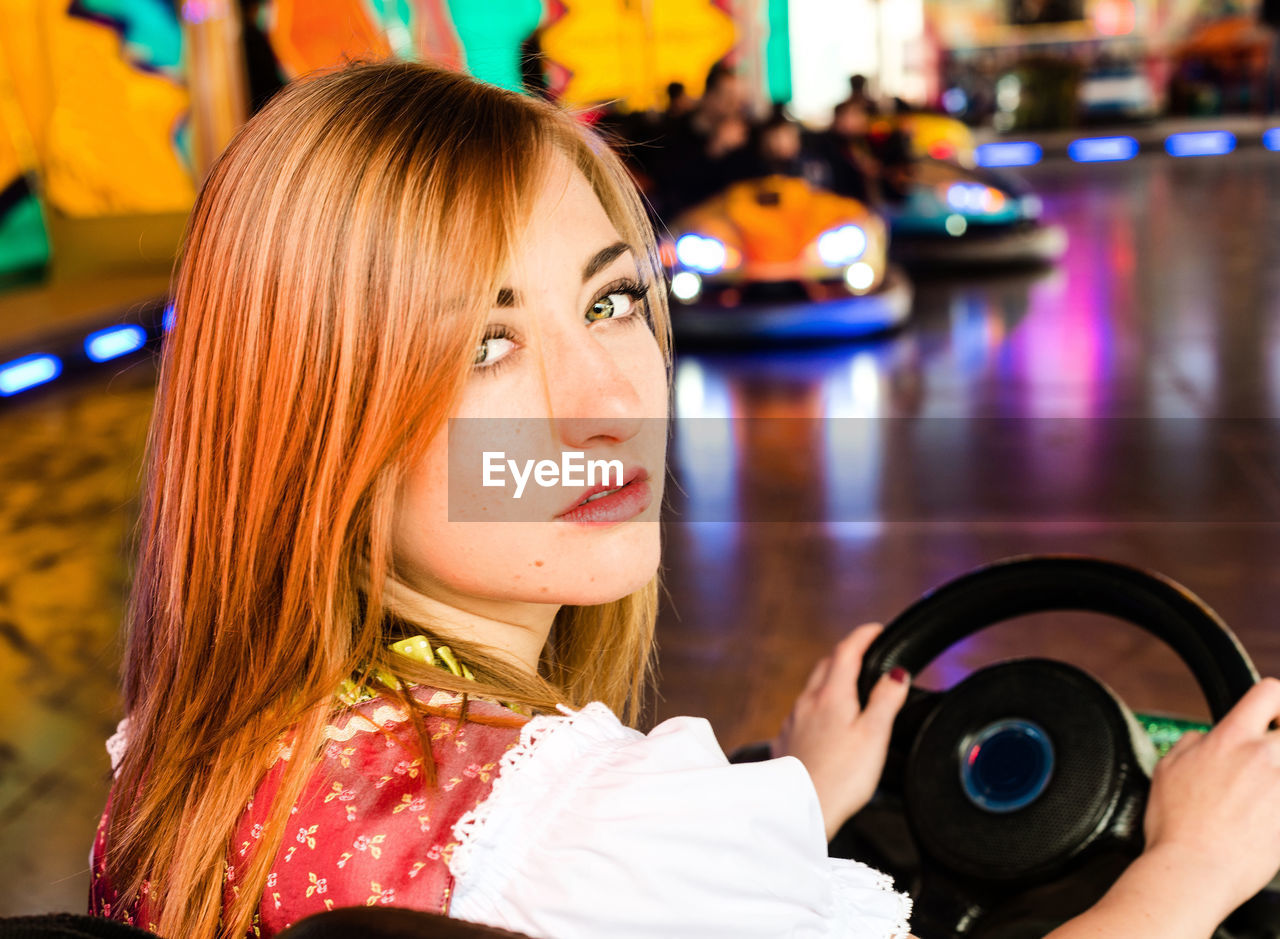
[{"x1": 106, "y1": 58, "x2": 670, "y2": 939}]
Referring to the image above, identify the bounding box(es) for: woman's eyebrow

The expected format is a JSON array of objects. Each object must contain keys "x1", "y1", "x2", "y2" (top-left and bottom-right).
[
  {"x1": 494, "y1": 240, "x2": 634, "y2": 308},
  {"x1": 581, "y1": 240, "x2": 633, "y2": 281}
]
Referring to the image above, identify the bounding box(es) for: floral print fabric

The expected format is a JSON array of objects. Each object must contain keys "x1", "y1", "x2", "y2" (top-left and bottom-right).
[{"x1": 89, "y1": 687, "x2": 528, "y2": 936}]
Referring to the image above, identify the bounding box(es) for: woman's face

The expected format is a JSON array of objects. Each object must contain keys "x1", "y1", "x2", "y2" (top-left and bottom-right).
[{"x1": 392, "y1": 151, "x2": 668, "y2": 616}]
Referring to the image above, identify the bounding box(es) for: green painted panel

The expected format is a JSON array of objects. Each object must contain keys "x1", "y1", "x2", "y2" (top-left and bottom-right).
[
  {"x1": 77, "y1": 0, "x2": 183, "y2": 72},
  {"x1": 0, "y1": 191, "x2": 51, "y2": 278},
  {"x1": 446, "y1": 0, "x2": 545, "y2": 91},
  {"x1": 766, "y1": 0, "x2": 792, "y2": 103}
]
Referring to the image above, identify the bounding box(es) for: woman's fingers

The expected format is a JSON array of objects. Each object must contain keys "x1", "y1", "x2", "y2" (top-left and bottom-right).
[
  {"x1": 1214, "y1": 677, "x2": 1280, "y2": 743},
  {"x1": 778, "y1": 624, "x2": 911, "y2": 836},
  {"x1": 821, "y1": 623, "x2": 884, "y2": 701},
  {"x1": 1140, "y1": 677, "x2": 1280, "y2": 914},
  {"x1": 859, "y1": 666, "x2": 911, "y2": 741},
  {"x1": 803, "y1": 654, "x2": 834, "y2": 696},
  {"x1": 1162, "y1": 728, "x2": 1205, "y2": 761}
]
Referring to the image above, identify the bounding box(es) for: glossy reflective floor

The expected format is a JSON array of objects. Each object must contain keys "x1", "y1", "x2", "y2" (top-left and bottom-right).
[{"x1": 3, "y1": 150, "x2": 1280, "y2": 915}]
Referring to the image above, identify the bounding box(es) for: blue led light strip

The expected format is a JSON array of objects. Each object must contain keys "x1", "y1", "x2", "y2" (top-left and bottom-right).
[
  {"x1": 85, "y1": 324, "x2": 148, "y2": 362},
  {"x1": 1069, "y1": 136, "x2": 1139, "y2": 163},
  {"x1": 0, "y1": 353, "x2": 63, "y2": 396},
  {"x1": 0, "y1": 298, "x2": 167, "y2": 400},
  {"x1": 975, "y1": 141, "x2": 1042, "y2": 168},
  {"x1": 1165, "y1": 130, "x2": 1236, "y2": 157}
]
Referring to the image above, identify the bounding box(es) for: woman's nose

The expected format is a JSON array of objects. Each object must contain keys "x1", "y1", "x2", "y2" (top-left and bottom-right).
[{"x1": 542, "y1": 335, "x2": 647, "y2": 450}]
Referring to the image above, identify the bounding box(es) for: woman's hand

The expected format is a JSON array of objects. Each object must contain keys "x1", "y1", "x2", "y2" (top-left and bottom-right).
[
  {"x1": 1047, "y1": 677, "x2": 1280, "y2": 939},
  {"x1": 1141, "y1": 677, "x2": 1280, "y2": 916},
  {"x1": 771, "y1": 623, "x2": 911, "y2": 840}
]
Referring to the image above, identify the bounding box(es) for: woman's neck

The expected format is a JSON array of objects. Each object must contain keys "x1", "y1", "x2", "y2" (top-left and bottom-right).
[{"x1": 380, "y1": 575, "x2": 557, "y2": 678}]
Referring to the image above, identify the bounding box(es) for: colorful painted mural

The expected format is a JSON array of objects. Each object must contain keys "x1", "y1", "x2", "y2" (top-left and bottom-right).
[
  {"x1": 0, "y1": 0, "x2": 790, "y2": 285},
  {"x1": 258, "y1": 0, "x2": 759, "y2": 109},
  {"x1": 0, "y1": 0, "x2": 193, "y2": 281},
  {"x1": 263, "y1": 0, "x2": 542, "y2": 94}
]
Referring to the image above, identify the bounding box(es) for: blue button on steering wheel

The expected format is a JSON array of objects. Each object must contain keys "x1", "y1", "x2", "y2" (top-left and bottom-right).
[{"x1": 959, "y1": 718, "x2": 1055, "y2": 813}]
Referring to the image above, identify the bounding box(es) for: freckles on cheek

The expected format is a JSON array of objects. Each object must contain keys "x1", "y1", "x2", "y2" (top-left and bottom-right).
[
  {"x1": 429, "y1": 524, "x2": 567, "y2": 598},
  {"x1": 632, "y1": 336, "x2": 670, "y2": 419}
]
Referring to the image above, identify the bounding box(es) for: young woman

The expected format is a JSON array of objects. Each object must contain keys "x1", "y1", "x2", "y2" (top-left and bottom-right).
[{"x1": 89, "y1": 58, "x2": 1280, "y2": 939}]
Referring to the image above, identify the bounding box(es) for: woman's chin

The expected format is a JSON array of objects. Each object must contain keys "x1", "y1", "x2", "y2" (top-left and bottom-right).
[
  {"x1": 551, "y1": 577, "x2": 656, "y2": 606},
  {"x1": 403, "y1": 522, "x2": 661, "y2": 609},
  {"x1": 534, "y1": 532, "x2": 661, "y2": 606}
]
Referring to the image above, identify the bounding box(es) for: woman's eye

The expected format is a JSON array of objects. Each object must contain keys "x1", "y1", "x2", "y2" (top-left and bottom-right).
[
  {"x1": 474, "y1": 335, "x2": 515, "y2": 368},
  {"x1": 586, "y1": 290, "x2": 640, "y2": 323}
]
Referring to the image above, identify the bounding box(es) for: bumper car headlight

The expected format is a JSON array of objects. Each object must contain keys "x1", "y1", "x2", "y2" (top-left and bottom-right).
[
  {"x1": 945, "y1": 182, "x2": 1008, "y2": 215},
  {"x1": 670, "y1": 271, "x2": 703, "y2": 303},
  {"x1": 817, "y1": 224, "x2": 868, "y2": 266},
  {"x1": 676, "y1": 234, "x2": 728, "y2": 274},
  {"x1": 844, "y1": 262, "x2": 876, "y2": 294}
]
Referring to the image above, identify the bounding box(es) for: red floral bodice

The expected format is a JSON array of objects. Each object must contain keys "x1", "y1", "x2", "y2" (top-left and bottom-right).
[{"x1": 89, "y1": 687, "x2": 529, "y2": 936}]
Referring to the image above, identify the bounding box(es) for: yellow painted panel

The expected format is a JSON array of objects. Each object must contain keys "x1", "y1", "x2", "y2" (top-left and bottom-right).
[
  {"x1": 543, "y1": 0, "x2": 735, "y2": 111},
  {"x1": 44, "y1": 11, "x2": 193, "y2": 214},
  {"x1": 0, "y1": 0, "x2": 194, "y2": 216}
]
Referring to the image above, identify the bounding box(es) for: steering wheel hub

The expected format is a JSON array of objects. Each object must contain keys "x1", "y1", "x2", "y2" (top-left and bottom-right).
[
  {"x1": 906, "y1": 659, "x2": 1149, "y2": 884},
  {"x1": 960, "y1": 718, "x2": 1054, "y2": 814}
]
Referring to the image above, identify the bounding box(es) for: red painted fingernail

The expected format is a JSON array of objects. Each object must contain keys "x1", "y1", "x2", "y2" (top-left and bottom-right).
[{"x1": 889, "y1": 666, "x2": 909, "y2": 684}]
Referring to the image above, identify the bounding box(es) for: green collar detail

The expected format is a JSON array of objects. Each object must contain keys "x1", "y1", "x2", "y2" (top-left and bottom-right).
[{"x1": 336, "y1": 634, "x2": 527, "y2": 716}]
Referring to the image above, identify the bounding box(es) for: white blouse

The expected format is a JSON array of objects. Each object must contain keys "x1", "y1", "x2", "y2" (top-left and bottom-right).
[{"x1": 447, "y1": 701, "x2": 914, "y2": 939}]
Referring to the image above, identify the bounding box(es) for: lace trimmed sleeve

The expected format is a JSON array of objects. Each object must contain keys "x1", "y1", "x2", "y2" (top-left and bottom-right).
[
  {"x1": 105, "y1": 716, "x2": 130, "y2": 777},
  {"x1": 447, "y1": 701, "x2": 913, "y2": 939}
]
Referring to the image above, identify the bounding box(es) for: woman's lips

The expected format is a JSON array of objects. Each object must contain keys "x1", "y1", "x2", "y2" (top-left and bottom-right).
[{"x1": 555, "y1": 469, "x2": 652, "y2": 525}]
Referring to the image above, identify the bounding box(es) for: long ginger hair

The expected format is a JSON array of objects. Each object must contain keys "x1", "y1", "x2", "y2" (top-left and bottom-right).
[{"x1": 105, "y1": 58, "x2": 672, "y2": 939}]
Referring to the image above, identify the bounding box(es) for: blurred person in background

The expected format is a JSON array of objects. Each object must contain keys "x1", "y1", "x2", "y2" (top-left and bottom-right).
[
  {"x1": 650, "y1": 59, "x2": 753, "y2": 216},
  {"x1": 611, "y1": 81, "x2": 701, "y2": 213},
  {"x1": 808, "y1": 99, "x2": 913, "y2": 207},
  {"x1": 811, "y1": 99, "x2": 880, "y2": 203},
  {"x1": 843, "y1": 73, "x2": 877, "y2": 114},
  {"x1": 742, "y1": 104, "x2": 842, "y2": 194},
  {"x1": 662, "y1": 80, "x2": 696, "y2": 123},
  {"x1": 753, "y1": 103, "x2": 806, "y2": 178}
]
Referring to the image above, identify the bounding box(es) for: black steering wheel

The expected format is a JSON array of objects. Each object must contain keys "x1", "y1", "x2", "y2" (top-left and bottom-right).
[{"x1": 844, "y1": 555, "x2": 1261, "y2": 938}]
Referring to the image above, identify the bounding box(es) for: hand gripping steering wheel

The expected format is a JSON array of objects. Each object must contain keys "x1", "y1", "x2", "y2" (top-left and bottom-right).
[{"x1": 845, "y1": 555, "x2": 1260, "y2": 938}]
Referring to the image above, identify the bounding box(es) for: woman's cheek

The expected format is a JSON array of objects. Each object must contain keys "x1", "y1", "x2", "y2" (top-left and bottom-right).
[{"x1": 625, "y1": 323, "x2": 671, "y2": 419}]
